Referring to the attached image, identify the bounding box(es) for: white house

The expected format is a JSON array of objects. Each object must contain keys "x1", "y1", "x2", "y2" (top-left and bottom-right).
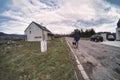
[
  {"x1": 24, "y1": 21, "x2": 52, "y2": 41},
  {"x1": 116, "y1": 19, "x2": 120, "y2": 41}
]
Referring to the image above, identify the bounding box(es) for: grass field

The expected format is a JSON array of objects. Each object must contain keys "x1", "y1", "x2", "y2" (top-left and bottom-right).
[
  {"x1": 80, "y1": 37, "x2": 90, "y2": 40},
  {"x1": 0, "y1": 38, "x2": 76, "y2": 80}
]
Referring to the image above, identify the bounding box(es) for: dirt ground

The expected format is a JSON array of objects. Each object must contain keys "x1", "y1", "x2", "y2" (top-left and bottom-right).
[{"x1": 67, "y1": 37, "x2": 120, "y2": 80}]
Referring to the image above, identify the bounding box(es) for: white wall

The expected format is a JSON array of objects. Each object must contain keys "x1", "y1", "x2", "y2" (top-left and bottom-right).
[
  {"x1": 116, "y1": 28, "x2": 120, "y2": 41},
  {"x1": 101, "y1": 33, "x2": 107, "y2": 41}
]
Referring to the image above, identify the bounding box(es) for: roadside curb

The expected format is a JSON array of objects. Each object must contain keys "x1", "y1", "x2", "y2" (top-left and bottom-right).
[{"x1": 66, "y1": 39, "x2": 90, "y2": 80}]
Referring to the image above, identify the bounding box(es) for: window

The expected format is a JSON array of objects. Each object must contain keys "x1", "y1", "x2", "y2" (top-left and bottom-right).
[{"x1": 34, "y1": 36, "x2": 41, "y2": 38}]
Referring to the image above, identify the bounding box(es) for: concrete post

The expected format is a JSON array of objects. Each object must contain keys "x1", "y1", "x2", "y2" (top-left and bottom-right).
[
  {"x1": 41, "y1": 40, "x2": 47, "y2": 52},
  {"x1": 41, "y1": 29, "x2": 47, "y2": 52}
]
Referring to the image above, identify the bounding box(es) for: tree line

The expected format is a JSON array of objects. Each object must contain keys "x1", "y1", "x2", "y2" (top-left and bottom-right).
[{"x1": 70, "y1": 28, "x2": 96, "y2": 37}]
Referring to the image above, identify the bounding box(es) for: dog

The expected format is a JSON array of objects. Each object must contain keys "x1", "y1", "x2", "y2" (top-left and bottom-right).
[{"x1": 72, "y1": 41, "x2": 76, "y2": 48}]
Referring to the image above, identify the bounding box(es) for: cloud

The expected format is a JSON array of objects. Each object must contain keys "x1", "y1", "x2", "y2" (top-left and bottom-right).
[{"x1": 0, "y1": 0, "x2": 120, "y2": 34}]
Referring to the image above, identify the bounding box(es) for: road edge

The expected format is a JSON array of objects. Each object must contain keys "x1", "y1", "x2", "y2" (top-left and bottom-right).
[{"x1": 66, "y1": 38, "x2": 90, "y2": 80}]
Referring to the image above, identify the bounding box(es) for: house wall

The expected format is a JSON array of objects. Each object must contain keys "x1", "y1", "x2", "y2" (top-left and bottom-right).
[
  {"x1": 101, "y1": 33, "x2": 107, "y2": 41},
  {"x1": 44, "y1": 31, "x2": 48, "y2": 40},
  {"x1": 25, "y1": 23, "x2": 49, "y2": 41},
  {"x1": 41, "y1": 30, "x2": 51, "y2": 40},
  {"x1": 116, "y1": 28, "x2": 120, "y2": 41},
  {"x1": 47, "y1": 35, "x2": 52, "y2": 40}
]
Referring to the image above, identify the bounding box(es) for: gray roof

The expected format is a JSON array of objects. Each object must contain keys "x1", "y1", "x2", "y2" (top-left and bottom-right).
[{"x1": 25, "y1": 21, "x2": 51, "y2": 33}]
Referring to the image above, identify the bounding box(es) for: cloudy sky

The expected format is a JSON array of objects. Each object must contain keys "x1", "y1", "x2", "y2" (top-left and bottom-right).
[{"x1": 0, "y1": 0, "x2": 120, "y2": 34}]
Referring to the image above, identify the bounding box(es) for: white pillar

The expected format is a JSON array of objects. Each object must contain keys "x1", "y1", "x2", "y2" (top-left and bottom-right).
[{"x1": 41, "y1": 40, "x2": 47, "y2": 52}]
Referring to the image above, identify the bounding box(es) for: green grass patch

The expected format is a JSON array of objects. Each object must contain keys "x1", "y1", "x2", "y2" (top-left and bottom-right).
[
  {"x1": 81, "y1": 37, "x2": 90, "y2": 40},
  {"x1": 0, "y1": 38, "x2": 76, "y2": 80}
]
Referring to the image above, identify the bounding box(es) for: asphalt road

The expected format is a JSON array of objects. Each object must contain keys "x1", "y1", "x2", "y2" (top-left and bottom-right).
[
  {"x1": 67, "y1": 37, "x2": 120, "y2": 80},
  {"x1": 101, "y1": 41, "x2": 120, "y2": 48}
]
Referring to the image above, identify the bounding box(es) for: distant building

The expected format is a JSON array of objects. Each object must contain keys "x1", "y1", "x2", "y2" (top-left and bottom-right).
[
  {"x1": 24, "y1": 21, "x2": 52, "y2": 41},
  {"x1": 97, "y1": 32, "x2": 115, "y2": 41},
  {"x1": 97, "y1": 32, "x2": 109, "y2": 41},
  {"x1": 116, "y1": 19, "x2": 120, "y2": 41}
]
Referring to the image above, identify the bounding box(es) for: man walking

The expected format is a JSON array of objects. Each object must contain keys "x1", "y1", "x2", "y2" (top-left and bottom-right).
[{"x1": 74, "y1": 29, "x2": 80, "y2": 48}]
